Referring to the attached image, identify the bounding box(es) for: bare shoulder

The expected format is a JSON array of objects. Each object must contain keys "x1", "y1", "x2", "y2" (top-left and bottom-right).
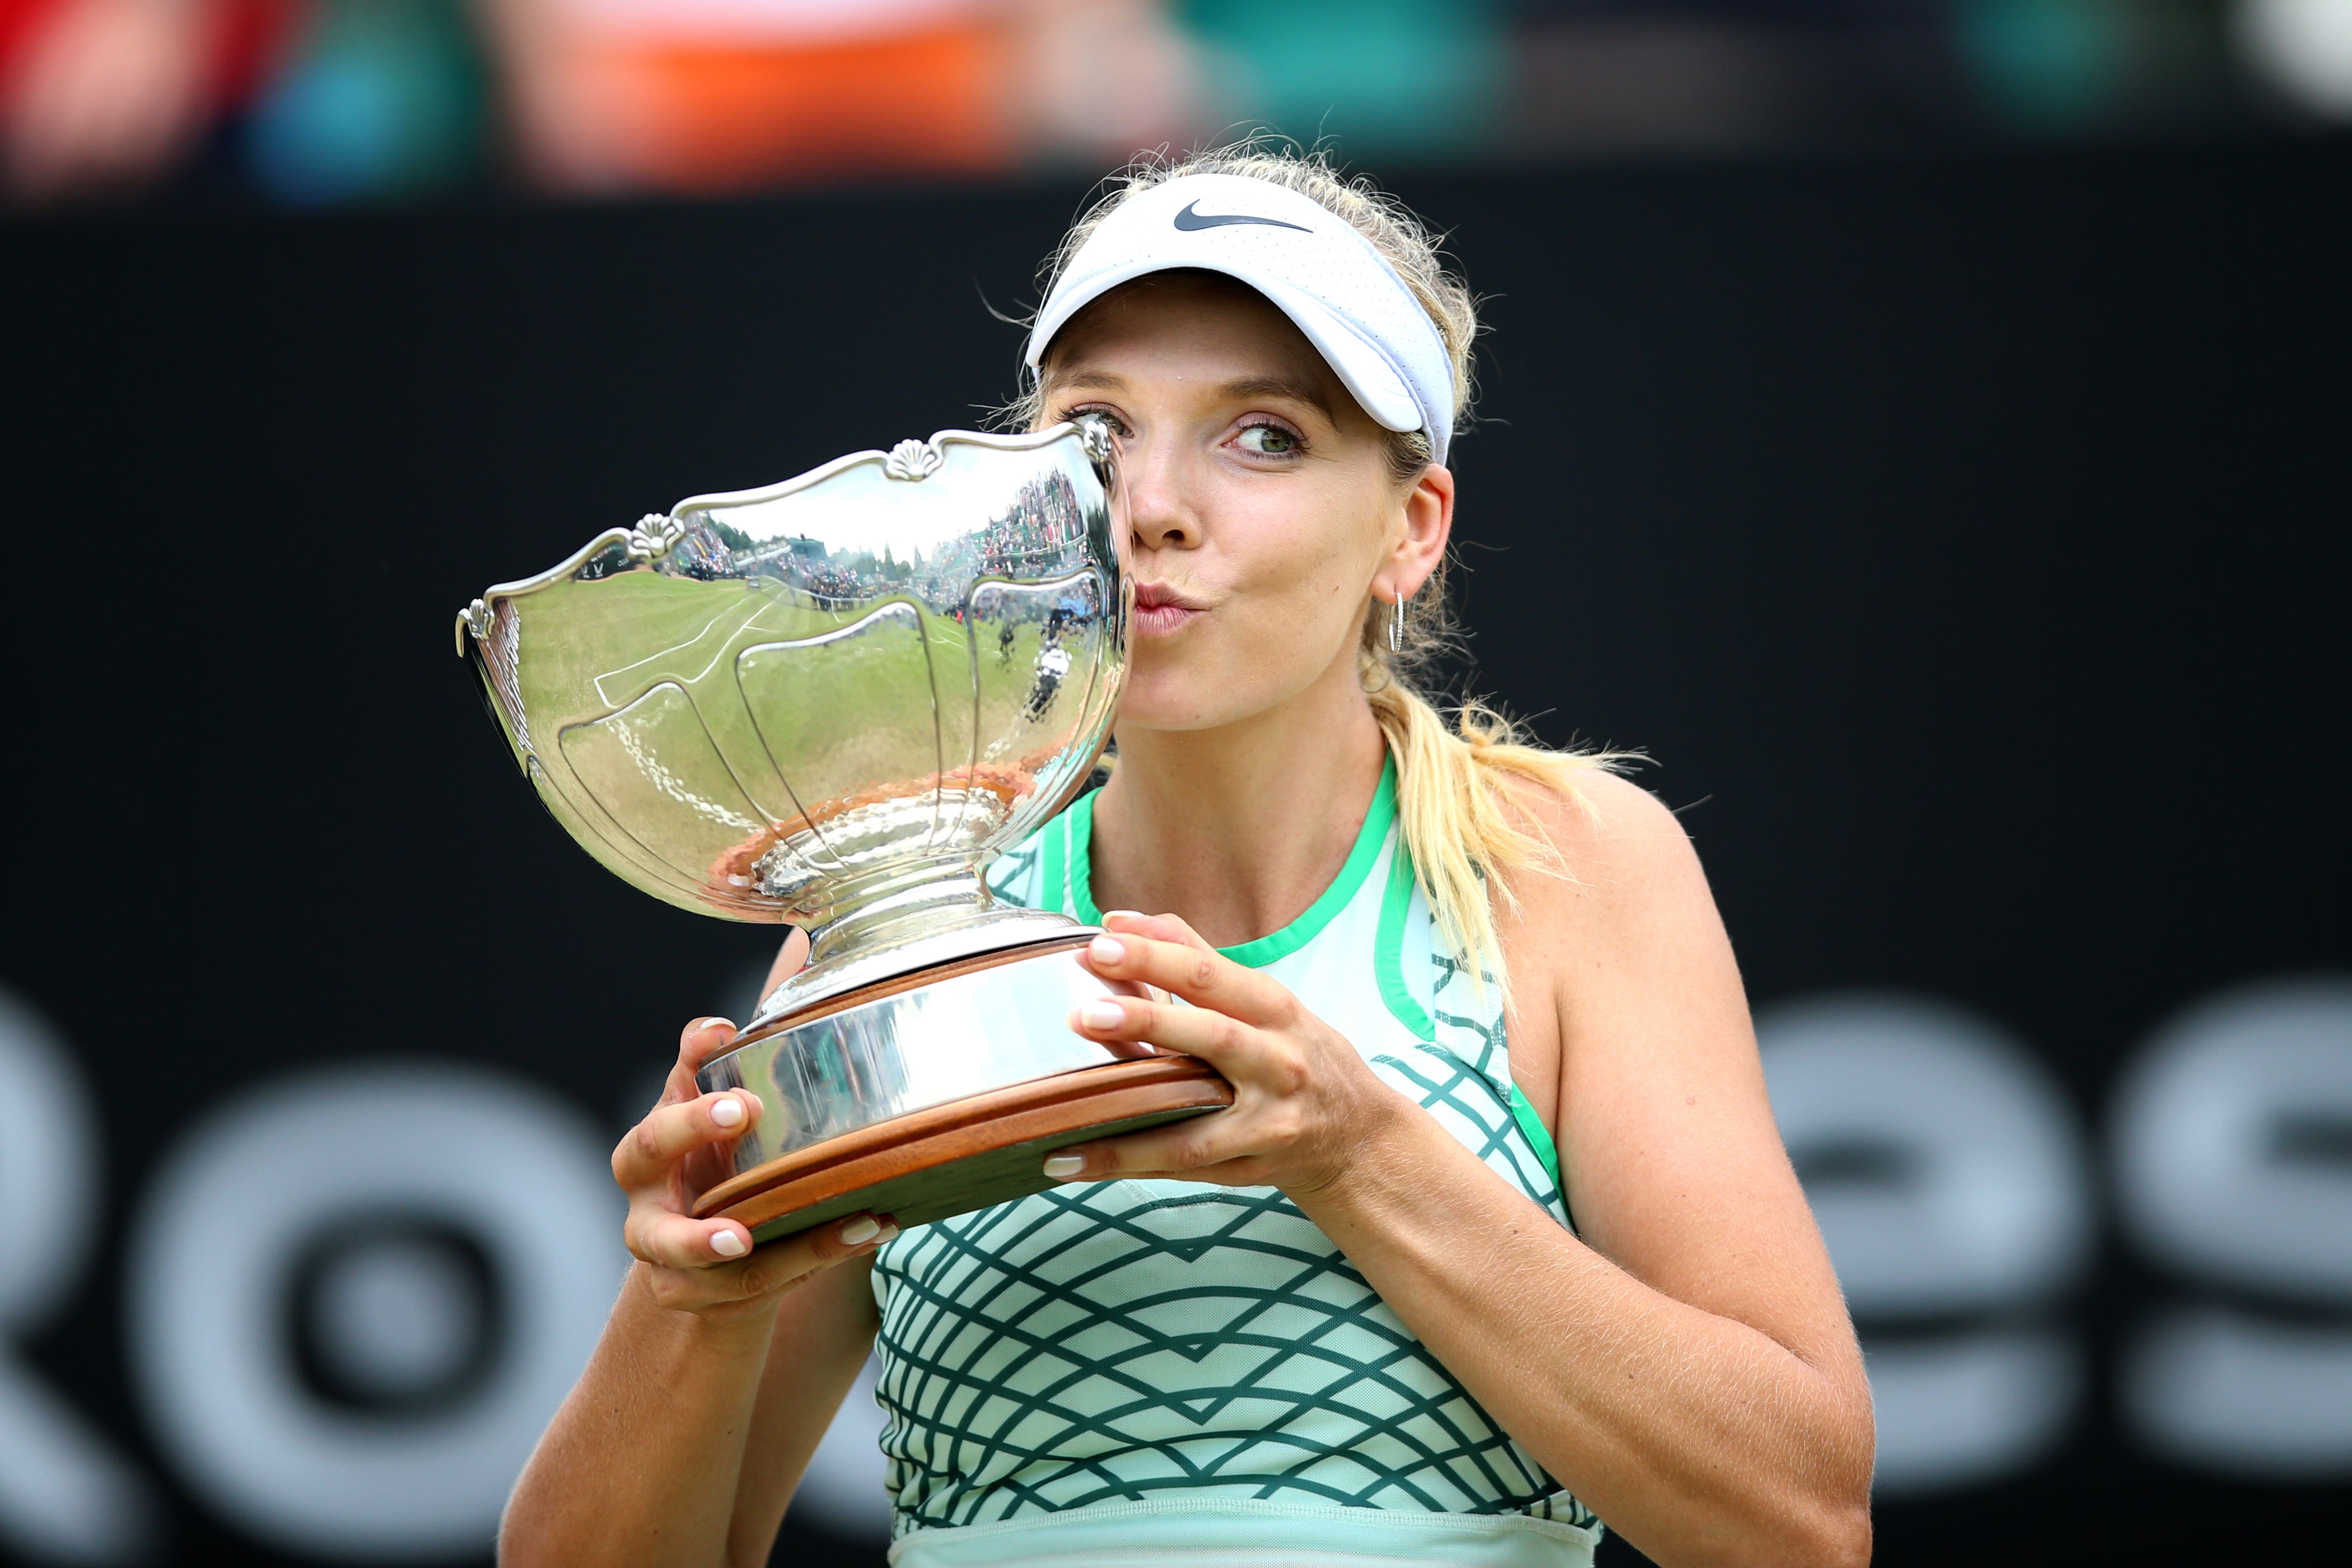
[
  {"x1": 1497, "y1": 768, "x2": 1856, "y2": 1361},
  {"x1": 1495, "y1": 764, "x2": 1712, "y2": 935},
  {"x1": 1490, "y1": 765, "x2": 1735, "y2": 1129}
]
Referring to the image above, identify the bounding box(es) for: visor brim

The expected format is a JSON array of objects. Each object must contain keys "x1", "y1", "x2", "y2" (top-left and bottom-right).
[{"x1": 1026, "y1": 259, "x2": 1426, "y2": 438}]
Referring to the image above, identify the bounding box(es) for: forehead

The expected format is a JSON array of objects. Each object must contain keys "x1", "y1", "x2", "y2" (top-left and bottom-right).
[{"x1": 1041, "y1": 270, "x2": 1338, "y2": 395}]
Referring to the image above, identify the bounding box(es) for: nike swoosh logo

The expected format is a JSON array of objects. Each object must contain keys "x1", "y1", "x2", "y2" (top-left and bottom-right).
[{"x1": 1172, "y1": 200, "x2": 1310, "y2": 234}]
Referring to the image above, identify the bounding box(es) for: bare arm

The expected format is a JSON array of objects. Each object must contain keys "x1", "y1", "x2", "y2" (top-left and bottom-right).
[
  {"x1": 1305, "y1": 1098, "x2": 1872, "y2": 1566},
  {"x1": 1048, "y1": 777, "x2": 1872, "y2": 1567},
  {"x1": 500, "y1": 986, "x2": 899, "y2": 1568},
  {"x1": 502, "y1": 1256, "x2": 876, "y2": 1568}
]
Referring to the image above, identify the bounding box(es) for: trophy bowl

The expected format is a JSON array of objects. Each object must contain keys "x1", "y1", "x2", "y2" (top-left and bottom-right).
[{"x1": 458, "y1": 421, "x2": 1230, "y2": 1243}]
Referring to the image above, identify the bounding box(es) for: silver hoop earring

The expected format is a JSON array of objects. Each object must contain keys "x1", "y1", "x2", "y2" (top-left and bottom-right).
[{"x1": 1388, "y1": 596, "x2": 1406, "y2": 654}]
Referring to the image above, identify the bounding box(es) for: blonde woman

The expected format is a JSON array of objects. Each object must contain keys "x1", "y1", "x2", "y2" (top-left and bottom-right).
[{"x1": 503, "y1": 146, "x2": 1875, "y2": 1568}]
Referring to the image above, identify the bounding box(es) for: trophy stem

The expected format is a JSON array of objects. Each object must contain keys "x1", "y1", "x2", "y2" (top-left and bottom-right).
[
  {"x1": 802, "y1": 860, "x2": 998, "y2": 969},
  {"x1": 757, "y1": 858, "x2": 1085, "y2": 1025}
]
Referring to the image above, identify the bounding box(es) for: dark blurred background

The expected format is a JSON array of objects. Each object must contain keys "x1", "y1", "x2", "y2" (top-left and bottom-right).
[
  {"x1": 2, "y1": 4, "x2": 2349, "y2": 1566},
  {"x1": 2, "y1": 0, "x2": 2351, "y2": 206}
]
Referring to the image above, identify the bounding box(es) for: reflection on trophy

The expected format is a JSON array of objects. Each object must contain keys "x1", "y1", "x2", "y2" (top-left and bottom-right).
[{"x1": 457, "y1": 421, "x2": 1230, "y2": 1243}]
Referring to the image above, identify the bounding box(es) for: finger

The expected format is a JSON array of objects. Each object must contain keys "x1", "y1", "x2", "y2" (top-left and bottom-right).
[
  {"x1": 628, "y1": 1202, "x2": 764, "y2": 1270},
  {"x1": 612, "y1": 1090, "x2": 762, "y2": 1192},
  {"x1": 1068, "y1": 990, "x2": 1263, "y2": 1071},
  {"x1": 661, "y1": 1016, "x2": 739, "y2": 1104},
  {"x1": 1101, "y1": 909, "x2": 1216, "y2": 954},
  {"x1": 637, "y1": 1209, "x2": 898, "y2": 1282},
  {"x1": 1079, "y1": 929, "x2": 1292, "y2": 1025},
  {"x1": 735, "y1": 1211, "x2": 902, "y2": 1295},
  {"x1": 678, "y1": 1016, "x2": 739, "y2": 1072},
  {"x1": 1043, "y1": 1118, "x2": 1236, "y2": 1183}
]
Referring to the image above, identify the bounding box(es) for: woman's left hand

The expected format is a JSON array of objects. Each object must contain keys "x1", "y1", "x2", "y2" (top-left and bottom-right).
[{"x1": 1048, "y1": 909, "x2": 1406, "y2": 1194}]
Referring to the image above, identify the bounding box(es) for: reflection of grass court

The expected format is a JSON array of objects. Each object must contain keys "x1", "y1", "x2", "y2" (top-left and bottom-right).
[
  {"x1": 521, "y1": 570, "x2": 1052, "y2": 762},
  {"x1": 511, "y1": 570, "x2": 1076, "y2": 891}
]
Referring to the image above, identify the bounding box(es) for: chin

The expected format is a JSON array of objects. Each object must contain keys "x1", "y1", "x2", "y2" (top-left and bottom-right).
[
  {"x1": 1116, "y1": 641, "x2": 1330, "y2": 734},
  {"x1": 1112, "y1": 671, "x2": 1256, "y2": 734}
]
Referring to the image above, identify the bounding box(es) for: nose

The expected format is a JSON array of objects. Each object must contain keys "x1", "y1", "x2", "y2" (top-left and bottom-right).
[{"x1": 1119, "y1": 432, "x2": 1201, "y2": 556}]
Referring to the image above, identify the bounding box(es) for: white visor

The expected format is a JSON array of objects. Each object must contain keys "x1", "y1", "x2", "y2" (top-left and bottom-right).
[{"x1": 1024, "y1": 173, "x2": 1455, "y2": 465}]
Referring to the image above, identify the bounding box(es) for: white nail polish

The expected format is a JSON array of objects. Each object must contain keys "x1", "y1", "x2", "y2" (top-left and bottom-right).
[
  {"x1": 840, "y1": 1216, "x2": 881, "y2": 1245},
  {"x1": 873, "y1": 1223, "x2": 901, "y2": 1245},
  {"x1": 702, "y1": 1017, "x2": 736, "y2": 1034},
  {"x1": 1089, "y1": 934, "x2": 1126, "y2": 964},
  {"x1": 1043, "y1": 1154, "x2": 1086, "y2": 1179},
  {"x1": 710, "y1": 1094, "x2": 745, "y2": 1128},
  {"x1": 1080, "y1": 999, "x2": 1124, "y2": 1030},
  {"x1": 710, "y1": 1228, "x2": 748, "y2": 1258}
]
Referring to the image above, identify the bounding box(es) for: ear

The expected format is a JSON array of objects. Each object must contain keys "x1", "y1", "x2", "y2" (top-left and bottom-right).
[{"x1": 1379, "y1": 463, "x2": 1454, "y2": 601}]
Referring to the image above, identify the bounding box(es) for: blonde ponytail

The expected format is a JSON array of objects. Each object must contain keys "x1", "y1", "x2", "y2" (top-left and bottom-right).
[{"x1": 1366, "y1": 652, "x2": 1628, "y2": 1012}]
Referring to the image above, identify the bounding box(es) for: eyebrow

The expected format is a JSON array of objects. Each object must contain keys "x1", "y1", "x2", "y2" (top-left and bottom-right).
[
  {"x1": 1214, "y1": 374, "x2": 1336, "y2": 418},
  {"x1": 1043, "y1": 367, "x2": 1336, "y2": 419},
  {"x1": 1044, "y1": 369, "x2": 1128, "y2": 393}
]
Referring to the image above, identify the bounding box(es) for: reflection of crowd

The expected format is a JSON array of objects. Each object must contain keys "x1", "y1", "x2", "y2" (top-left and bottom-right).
[
  {"x1": 801, "y1": 567, "x2": 864, "y2": 601},
  {"x1": 979, "y1": 523, "x2": 1054, "y2": 578},
  {"x1": 564, "y1": 470, "x2": 1104, "y2": 632},
  {"x1": 979, "y1": 471, "x2": 1086, "y2": 576}
]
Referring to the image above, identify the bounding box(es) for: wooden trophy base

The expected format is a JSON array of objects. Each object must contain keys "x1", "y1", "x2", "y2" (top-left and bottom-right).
[{"x1": 690, "y1": 1053, "x2": 1233, "y2": 1244}]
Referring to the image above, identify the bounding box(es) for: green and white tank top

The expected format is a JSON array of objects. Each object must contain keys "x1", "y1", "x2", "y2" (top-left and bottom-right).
[{"x1": 869, "y1": 759, "x2": 1602, "y2": 1566}]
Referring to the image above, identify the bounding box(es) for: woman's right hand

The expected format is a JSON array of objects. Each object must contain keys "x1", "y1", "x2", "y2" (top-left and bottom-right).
[{"x1": 613, "y1": 1014, "x2": 898, "y2": 1320}]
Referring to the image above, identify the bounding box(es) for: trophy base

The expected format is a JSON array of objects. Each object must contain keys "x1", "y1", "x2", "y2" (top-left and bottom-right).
[
  {"x1": 692, "y1": 1054, "x2": 1230, "y2": 1243},
  {"x1": 690, "y1": 934, "x2": 1234, "y2": 1243}
]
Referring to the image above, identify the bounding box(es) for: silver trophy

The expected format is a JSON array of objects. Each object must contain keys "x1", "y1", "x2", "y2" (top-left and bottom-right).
[{"x1": 458, "y1": 422, "x2": 1228, "y2": 1243}]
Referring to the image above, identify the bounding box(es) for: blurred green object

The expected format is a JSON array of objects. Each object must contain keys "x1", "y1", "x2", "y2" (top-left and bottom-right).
[
  {"x1": 1179, "y1": 0, "x2": 1505, "y2": 156},
  {"x1": 249, "y1": 0, "x2": 487, "y2": 204},
  {"x1": 1955, "y1": 0, "x2": 2128, "y2": 130}
]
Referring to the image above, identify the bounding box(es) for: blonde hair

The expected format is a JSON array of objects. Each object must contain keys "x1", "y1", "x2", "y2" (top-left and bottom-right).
[{"x1": 1017, "y1": 141, "x2": 1631, "y2": 1005}]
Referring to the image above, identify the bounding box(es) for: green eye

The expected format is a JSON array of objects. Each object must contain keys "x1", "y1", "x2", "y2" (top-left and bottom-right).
[{"x1": 1238, "y1": 424, "x2": 1297, "y2": 455}]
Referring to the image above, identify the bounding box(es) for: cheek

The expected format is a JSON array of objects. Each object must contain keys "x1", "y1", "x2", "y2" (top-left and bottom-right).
[
  {"x1": 1230, "y1": 540, "x2": 1368, "y2": 652},
  {"x1": 1226, "y1": 480, "x2": 1388, "y2": 636},
  {"x1": 1122, "y1": 494, "x2": 1378, "y2": 723}
]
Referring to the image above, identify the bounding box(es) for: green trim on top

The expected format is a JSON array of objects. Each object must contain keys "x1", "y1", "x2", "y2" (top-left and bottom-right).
[
  {"x1": 1068, "y1": 758, "x2": 1398, "y2": 970},
  {"x1": 1040, "y1": 802, "x2": 1070, "y2": 918},
  {"x1": 1509, "y1": 1083, "x2": 1562, "y2": 1191},
  {"x1": 1218, "y1": 756, "x2": 1394, "y2": 968},
  {"x1": 1376, "y1": 834, "x2": 1436, "y2": 1043},
  {"x1": 1066, "y1": 793, "x2": 1100, "y2": 925}
]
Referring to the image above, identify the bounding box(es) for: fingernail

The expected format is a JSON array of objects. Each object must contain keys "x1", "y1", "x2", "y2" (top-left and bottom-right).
[
  {"x1": 1079, "y1": 998, "x2": 1125, "y2": 1031},
  {"x1": 710, "y1": 1094, "x2": 745, "y2": 1128},
  {"x1": 711, "y1": 1228, "x2": 748, "y2": 1258},
  {"x1": 1089, "y1": 935, "x2": 1126, "y2": 965},
  {"x1": 840, "y1": 1216, "x2": 881, "y2": 1245},
  {"x1": 1043, "y1": 1153, "x2": 1087, "y2": 1179},
  {"x1": 1104, "y1": 909, "x2": 1142, "y2": 921},
  {"x1": 701, "y1": 1017, "x2": 736, "y2": 1034},
  {"x1": 873, "y1": 1222, "x2": 901, "y2": 1245}
]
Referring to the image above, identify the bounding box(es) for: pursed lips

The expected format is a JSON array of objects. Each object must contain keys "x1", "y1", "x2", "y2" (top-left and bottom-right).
[{"x1": 1132, "y1": 583, "x2": 1208, "y2": 635}]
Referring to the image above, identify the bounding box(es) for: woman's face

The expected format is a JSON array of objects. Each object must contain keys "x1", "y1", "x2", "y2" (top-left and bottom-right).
[{"x1": 1039, "y1": 271, "x2": 1445, "y2": 734}]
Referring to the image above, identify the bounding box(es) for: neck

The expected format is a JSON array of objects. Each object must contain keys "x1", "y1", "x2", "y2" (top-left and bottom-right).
[{"x1": 1089, "y1": 650, "x2": 1389, "y2": 949}]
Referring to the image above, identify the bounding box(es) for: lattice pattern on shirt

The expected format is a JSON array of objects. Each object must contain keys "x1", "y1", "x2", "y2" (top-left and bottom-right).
[
  {"x1": 873, "y1": 1018, "x2": 1592, "y2": 1533},
  {"x1": 1427, "y1": 948, "x2": 1566, "y2": 1219},
  {"x1": 874, "y1": 820, "x2": 1595, "y2": 1537}
]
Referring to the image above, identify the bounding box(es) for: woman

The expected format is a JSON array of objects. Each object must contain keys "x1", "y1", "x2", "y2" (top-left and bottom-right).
[{"x1": 503, "y1": 146, "x2": 1875, "y2": 1568}]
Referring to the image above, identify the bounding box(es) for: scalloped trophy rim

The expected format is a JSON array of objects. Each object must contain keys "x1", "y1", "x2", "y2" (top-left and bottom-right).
[{"x1": 452, "y1": 422, "x2": 1112, "y2": 651}]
